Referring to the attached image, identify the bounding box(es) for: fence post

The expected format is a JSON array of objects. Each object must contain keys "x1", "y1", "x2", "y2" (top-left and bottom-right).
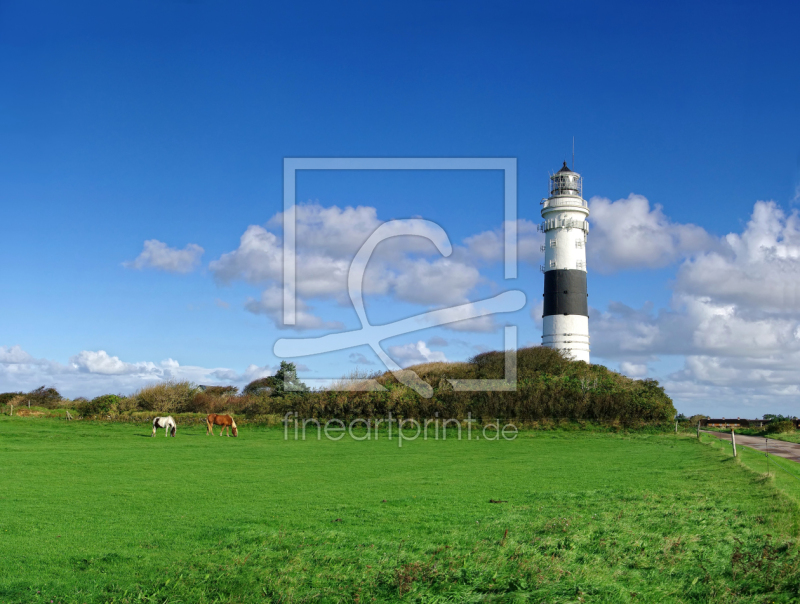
[
  {"x1": 9, "y1": 404, "x2": 12, "y2": 416},
  {"x1": 731, "y1": 428, "x2": 737, "y2": 457},
  {"x1": 766, "y1": 438, "x2": 770, "y2": 476},
  {"x1": 675, "y1": 420, "x2": 678, "y2": 434},
  {"x1": 697, "y1": 422, "x2": 700, "y2": 438}
]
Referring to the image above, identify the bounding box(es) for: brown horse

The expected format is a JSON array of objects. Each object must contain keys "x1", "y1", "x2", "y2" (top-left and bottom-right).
[{"x1": 206, "y1": 413, "x2": 238, "y2": 437}]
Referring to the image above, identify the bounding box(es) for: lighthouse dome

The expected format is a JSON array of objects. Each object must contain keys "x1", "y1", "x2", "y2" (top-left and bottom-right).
[{"x1": 547, "y1": 162, "x2": 583, "y2": 201}]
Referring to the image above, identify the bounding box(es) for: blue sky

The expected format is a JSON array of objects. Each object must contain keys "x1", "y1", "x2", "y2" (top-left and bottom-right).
[{"x1": 1, "y1": 0, "x2": 799, "y2": 415}]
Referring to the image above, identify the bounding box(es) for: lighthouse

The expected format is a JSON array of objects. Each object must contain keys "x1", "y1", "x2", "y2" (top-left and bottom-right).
[{"x1": 540, "y1": 162, "x2": 590, "y2": 363}]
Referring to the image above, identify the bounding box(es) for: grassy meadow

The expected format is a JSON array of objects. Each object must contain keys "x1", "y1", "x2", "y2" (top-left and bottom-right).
[{"x1": 2, "y1": 417, "x2": 800, "y2": 603}]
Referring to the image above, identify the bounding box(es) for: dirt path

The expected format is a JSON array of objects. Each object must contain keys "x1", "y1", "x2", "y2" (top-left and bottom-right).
[{"x1": 704, "y1": 430, "x2": 800, "y2": 463}]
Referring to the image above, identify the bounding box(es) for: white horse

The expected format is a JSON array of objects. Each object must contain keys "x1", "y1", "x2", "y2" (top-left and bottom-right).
[{"x1": 152, "y1": 416, "x2": 177, "y2": 437}]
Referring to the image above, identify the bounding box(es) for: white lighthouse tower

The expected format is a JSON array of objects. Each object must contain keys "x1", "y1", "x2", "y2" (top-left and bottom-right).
[{"x1": 540, "y1": 162, "x2": 590, "y2": 363}]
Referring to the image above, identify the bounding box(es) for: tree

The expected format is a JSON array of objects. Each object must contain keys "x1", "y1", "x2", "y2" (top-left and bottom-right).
[
  {"x1": 243, "y1": 362, "x2": 308, "y2": 397},
  {"x1": 26, "y1": 386, "x2": 62, "y2": 408},
  {"x1": 243, "y1": 377, "x2": 277, "y2": 396},
  {"x1": 0, "y1": 392, "x2": 23, "y2": 406}
]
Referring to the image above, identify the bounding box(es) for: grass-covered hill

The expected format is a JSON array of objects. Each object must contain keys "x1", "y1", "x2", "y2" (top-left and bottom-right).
[{"x1": 252, "y1": 346, "x2": 676, "y2": 425}]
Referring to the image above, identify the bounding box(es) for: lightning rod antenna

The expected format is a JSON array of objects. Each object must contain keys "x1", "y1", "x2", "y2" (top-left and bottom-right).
[{"x1": 572, "y1": 137, "x2": 575, "y2": 171}]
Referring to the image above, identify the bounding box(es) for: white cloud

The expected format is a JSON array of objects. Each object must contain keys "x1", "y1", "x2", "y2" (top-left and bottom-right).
[
  {"x1": 620, "y1": 361, "x2": 648, "y2": 378},
  {"x1": 0, "y1": 345, "x2": 37, "y2": 364},
  {"x1": 391, "y1": 258, "x2": 481, "y2": 306},
  {"x1": 592, "y1": 296, "x2": 800, "y2": 360},
  {"x1": 461, "y1": 219, "x2": 542, "y2": 264},
  {"x1": 209, "y1": 225, "x2": 283, "y2": 285},
  {"x1": 386, "y1": 341, "x2": 448, "y2": 368},
  {"x1": 69, "y1": 350, "x2": 159, "y2": 375},
  {"x1": 530, "y1": 300, "x2": 544, "y2": 330},
  {"x1": 424, "y1": 302, "x2": 500, "y2": 333},
  {"x1": 244, "y1": 286, "x2": 345, "y2": 331},
  {"x1": 210, "y1": 364, "x2": 274, "y2": 383},
  {"x1": 586, "y1": 199, "x2": 800, "y2": 414},
  {"x1": 0, "y1": 346, "x2": 277, "y2": 399},
  {"x1": 589, "y1": 208, "x2": 800, "y2": 415},
  {"x1": 210, "y1": 203, "x2": 503, "y2": 332},
  {"x1": 588, "y1": 194, "x2": 714, "y2": 273},
  {"x1": 125, "y1": 240, "x2": 204, "y2": 274},
  {"x1": 675, "y1": 201, "x2": 800, "y2": 312}
]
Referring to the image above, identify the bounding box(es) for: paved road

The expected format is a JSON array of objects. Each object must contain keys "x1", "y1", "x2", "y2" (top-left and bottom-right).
[{"x1": 704, "y1": 430, "x2": 800, "y2": 463}]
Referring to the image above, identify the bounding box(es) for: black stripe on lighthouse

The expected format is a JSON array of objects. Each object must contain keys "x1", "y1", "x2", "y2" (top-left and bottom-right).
[{"x1": 543, "y1": 270, "x2": 588, "y2": 317}]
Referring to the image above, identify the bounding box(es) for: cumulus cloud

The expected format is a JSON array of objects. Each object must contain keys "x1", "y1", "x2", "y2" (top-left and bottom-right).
[
  {"x1": 675, "y1": 201, "x2": 800, "y2": 312},
  {"x1": 210, "y1": 202, "x2": 515, "y2": 332},
  {"x1": 69, "y1": 350, "x2": 159, "y2": 375},
  {"x1": 0, "y1": 345, "x2": 37, "y2": 364},
  {"x1": 461, "y1": 219, "x2": 542, "y2": 264},
  {"x1": 391, "y1": 259, "x2": 481, "y2": 306},
  {"x1": 620, "y1": 361, "x2": 648, "y2": 378},
  {"x1": 530, "y1": 300, "x2": 544, "y2": 329},
  {"x1": 422, "y1": 302, "x2": 501, "y2": 333},
  {"x1": 0, "y1": 346, "x2": 278, "y2": 399},
  {"x1": 209, "y1": 226, "x2": 283, "y2": 285},
  {"x1": 592, "y1": 296, "x2": 800, "y2": 360},
  {"x1": 590, "y1": 201, "x2": 800, "y2": 413},
  {"x1": 125, "y1": 240, "x2": 204, "y2": 273},
  {"x1": 210, "y1": 364, "x2": 274, "y2": 383},
  {"x1": 592, "y1": 300, "x2": 800, "y2": 413},
  {"x1": 588, "y1": 194, "x2": 714, "y2": 273},
  {"x1": 386, "y1": 341, "x2": 448, "y2": 368},
  {"x1": 244, "y1": 286, "x2": 345, "y2": 331}
]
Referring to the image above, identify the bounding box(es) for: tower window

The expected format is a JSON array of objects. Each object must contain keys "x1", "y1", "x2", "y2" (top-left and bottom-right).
[
  {"x1": 549, "y1": 260, "x2": 556, "y2": 268},
  {"x1": 576, "y1": 261, "x2": 586, "y2": 270},
  {"x1": 575, "y1": 240, "x2": 583, "y2": 249},
  {"x1": 549, "y1": 239, "x2": 557, "y2": 247}
]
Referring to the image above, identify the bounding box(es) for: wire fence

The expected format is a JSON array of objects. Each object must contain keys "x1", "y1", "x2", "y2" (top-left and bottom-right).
[{"x1": 762, "y1": 445, "x2": 800, "y2": 484}]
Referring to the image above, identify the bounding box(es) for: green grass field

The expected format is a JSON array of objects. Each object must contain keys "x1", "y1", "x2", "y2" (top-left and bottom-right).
[{"x1": 2, "y1": 417, "x2": 800, "y2": 603}]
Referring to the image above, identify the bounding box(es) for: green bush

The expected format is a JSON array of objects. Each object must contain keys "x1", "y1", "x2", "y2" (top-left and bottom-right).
[
  {"x1": 0, "y1": 392, "x2": 23, "y2": 406},
  {"x1": 77, "y1": 394, "x2": 122, "y2": 416},
  {"x1": 134, "y1": 381, "x2": 196, "y2": 413},
  {"x1": 765, "y1": 420, "x2": 795, "y2": 434},
  {"x1": 23, "y1": 386, "x2": 62, "y2": 408}
]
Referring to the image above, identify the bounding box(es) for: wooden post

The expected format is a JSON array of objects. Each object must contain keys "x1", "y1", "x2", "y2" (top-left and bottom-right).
[
  {"x1": 731, "y1": 428, "x2": 737, "y2": 457},
  {"x1": 675, "y1": 420, "x2": 678, "y2": 434},
  {"x1": 9, "y1": 404, "x2": 12, "y2": 416},
  {"x1": 697, "y1": 422, "x2": 700, "y2": 438}
]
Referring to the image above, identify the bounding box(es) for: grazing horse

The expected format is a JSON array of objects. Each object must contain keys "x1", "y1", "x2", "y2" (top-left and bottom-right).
[
  {"x1": 152, "y1": 416, "x2": 177, "y2": 437},
  {"x1": 206, "y1": 413, "x2": 238, "y2": 437}
]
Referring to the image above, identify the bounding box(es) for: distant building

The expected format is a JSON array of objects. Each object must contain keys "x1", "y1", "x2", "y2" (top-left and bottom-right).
[{"x1": 701, "y1": 418, "x2": 768, "y2": 428}]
